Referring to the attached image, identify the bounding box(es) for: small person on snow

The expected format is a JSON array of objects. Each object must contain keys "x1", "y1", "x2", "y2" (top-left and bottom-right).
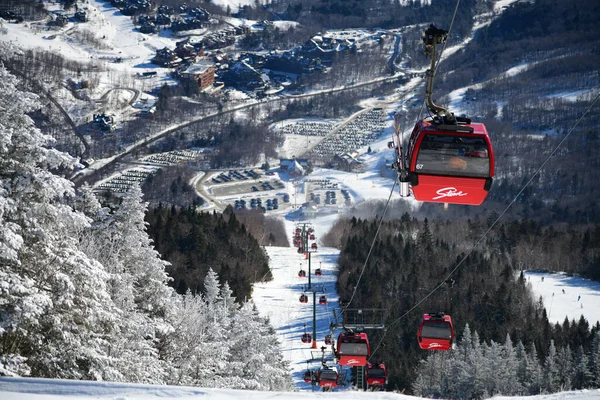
[{"x1": 577, "y1": 295, "x2": 581, "y2": 301}]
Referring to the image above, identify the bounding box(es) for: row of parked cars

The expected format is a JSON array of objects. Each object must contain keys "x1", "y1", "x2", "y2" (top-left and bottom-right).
[
  {"x1": 251, "y1": 181, "x2": 285, "y2": 192},
  {"x1": 234, "y1": 197, "x2": 283, "y2": 211},
  {"x1": 212, "y1": 169, "x2": 260, "y2": 184}
]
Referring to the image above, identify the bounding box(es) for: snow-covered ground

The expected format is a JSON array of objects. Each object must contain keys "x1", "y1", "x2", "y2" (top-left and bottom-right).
[
  {"x1": 525, "y1": 271, "x2": 600, "y2": 326},
  {"x1": 1, "y1": 376, "x2": 599, "y2": 399}
]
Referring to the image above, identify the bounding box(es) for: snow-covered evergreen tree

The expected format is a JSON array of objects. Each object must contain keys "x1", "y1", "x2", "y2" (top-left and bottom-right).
[
  {"x1": 572, "y1": 344, "x2": 593, "y2": 389},
  {"x1": 499, "y1": 334, "x2": 521, "y2": 395},
  {"x1": 544, "y1": 339, "x2": 560, "y2": 392},
  {"x1": 0, "y1": 66, "x2": 118, "y2": 379},
  {"x1": 591, "y1": 331, "x2": 600, "y2": 388},
  {"x1": 227, "y1": 302, "x2": 292, "y2": 390},
  {"x1": 556, "y1": 344, "x2": 573, "y2": 391},
  {"x1": 527, "y1": 342, "x2": 544, "y2": 395}
]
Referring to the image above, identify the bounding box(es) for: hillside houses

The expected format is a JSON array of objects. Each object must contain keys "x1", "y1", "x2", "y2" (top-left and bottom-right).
[
  {"x1": 178, "y1": 61, "x2": 215, "y2": 91},
  {"x1": 153, "y1": 47, "x2": 182, "y2": 67},
  {"x1": 110, "y1": 0, "x2": 209, "y2": 33},
  {"x1": 298, "y1": 35, "x2": 356, "y2": 61},
  {"x1": 264, "y1": 52, "x2": 324, "y2": 76},
  {"x1": 221, "y1": 60, "x2": 267, "y2": 90}
]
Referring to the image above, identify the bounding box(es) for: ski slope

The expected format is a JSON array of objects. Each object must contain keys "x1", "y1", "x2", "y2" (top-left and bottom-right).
[{"x1": 524, "y1": 271, "x2": 600, "y2": 326}]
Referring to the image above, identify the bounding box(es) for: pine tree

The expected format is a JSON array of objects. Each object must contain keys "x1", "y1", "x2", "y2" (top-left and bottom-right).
[
  {"x1": 544, "y1": 340, "x2": 560, "y2": 392},
  {"x1": 572, "y1": 345, "x2": 593, "y2": 389},
  {"x1": 591, "y1": 331, "x2": 600, "y2": 387},
  {"x1": 499, "y1": 333, "x2": 521, "y2": 395},
  {"x1": 0, "y1": 66, "x2": 118, "y2": 379},
  {"x1": 556, "y1": 344, "x2": 573, "y2": 391},
  {"x1": 527, "y1": 342, "x2": 544, "y2": 395}
]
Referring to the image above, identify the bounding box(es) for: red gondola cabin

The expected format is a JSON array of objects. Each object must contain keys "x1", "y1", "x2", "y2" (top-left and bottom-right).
[
  {"x1": 318, "y1": 368, "x2": 338, "y2": 389},
  {"x1": 310, "y1": 234, "x2": 316, "y2": 240},
  {"x1": 417, "y1": 313, "x2": 455, "y2": 351},
  {"x1": 407, "y1": 119, "x2": 494, "y2": 205},
  {"x1": 299, "y1": 294, "x2": 308, "y2": 303},
  {"x1": 315, "y1": 268, "x2": 322, "y2": 276},
  {"x1": 324, "y1": 334, "x2": 333, "y2": 345},
  {"x1": 301, "y1": 333, "x2": 312, "y2": 343},
  {"x1": 311, "y1": 243, "x2": 318, "y2": 250},
  {"x1": 336, "y1": 332, "x2": 370, "y2": 367},
  {"x1": 366, "y1": 363, "x2": 387, "y2": 387},
  {"x1": 319, "y1": 295, "x2": 327, "y2": 305},
  {"x1": 298, "y1": 269, "x2": 306, "y2": 278}
]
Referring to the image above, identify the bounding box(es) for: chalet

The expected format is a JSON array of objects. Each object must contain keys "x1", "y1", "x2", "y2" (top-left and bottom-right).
[
  {"x1": 179, "y1": 61, "x2": 215, "y2": 91},
  {"x1": 280, "y1": 158, "x2": 309, "y2": 170},
  {"x1": 221, "y1": 61, "x2": 264, "y2": 89},
  {"x1": 331, "y1": 152, "x2": 361, "y2": 171},
  {"x1": 298, "y1": 37, "x2": 356, "y2": 61},
  {"x1": 264, "y1": 52, "x2": 320, "y2": 75},
  {"x1": 286, "y1": 159, "x2": 305, "y2": 177},
  {"x1": 153, "y1": 47, "x2": 181, "y2": 67},
  {"x1": 174, "y1": 39, "x2": 197, "y2": 60}
]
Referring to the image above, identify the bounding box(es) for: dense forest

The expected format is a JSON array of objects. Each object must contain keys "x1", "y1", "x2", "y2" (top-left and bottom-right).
[
  {"x1": 323, "y1": 216, "x2": 600, "y2": 392},
  {"x1": 145, "y1": 205, "x2": 272, "y2": 301}
]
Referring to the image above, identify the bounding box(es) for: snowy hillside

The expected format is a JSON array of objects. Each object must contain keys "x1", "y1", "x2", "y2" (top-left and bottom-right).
[{"x1": 1, "y1": 376, "x2": 599, "y2": 399}]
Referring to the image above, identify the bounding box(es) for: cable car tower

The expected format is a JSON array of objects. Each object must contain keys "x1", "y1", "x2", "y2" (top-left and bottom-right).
[{"x1": 391, "y1": 24, "x2": 494, "y2": 206}]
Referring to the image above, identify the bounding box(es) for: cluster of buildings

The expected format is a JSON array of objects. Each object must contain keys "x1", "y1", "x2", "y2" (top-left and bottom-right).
[
  {"x1": 108, "y1": 0, "x2": 151, "y2": 16},
  {"x1": 104, "y1": 0, "x2": 210, "y2": 34},
  {"x1": 150, "y1": 30, "x2": 360, "y2": 95}
]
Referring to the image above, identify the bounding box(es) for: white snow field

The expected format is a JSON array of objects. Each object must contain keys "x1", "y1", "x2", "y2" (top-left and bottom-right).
[
  {"x1": 1, "y1": 376, "x2": 599, "y2": 399},
  {"x1": 524, "y1": 271, "x2": 600, "y2": 326}
]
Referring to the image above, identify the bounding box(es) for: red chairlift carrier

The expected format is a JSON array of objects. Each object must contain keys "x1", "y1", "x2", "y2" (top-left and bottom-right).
[
  {"x1": 393, "y1": 24, "x2": 494, "y2": 206},
  {"x1": 406, "y1": 119, "x2": 494, "y2": 205},
  {"x1": 366, "y1": 363, "x2": 388, "y2": 387},
  {"x1": 301, "y1": 332, "x2": 312, "y2": 343},
  {"x1": 336, "y1": 331, "x2": 370, "y2": 367},
  {"x1": 417, "y1": 313, "x2": 455, "y2": 351},
  {"x1": 318, "y1": 367, "x2": 339, "y2": 389}
]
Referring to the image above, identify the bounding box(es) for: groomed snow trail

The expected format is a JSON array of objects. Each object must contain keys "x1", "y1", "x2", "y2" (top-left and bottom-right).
[{"x1": 253, "y1": 219, "x2": 341, "y2": 391}]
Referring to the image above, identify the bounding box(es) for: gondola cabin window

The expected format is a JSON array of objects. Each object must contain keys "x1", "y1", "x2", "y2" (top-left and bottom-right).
[
  {"x1": 421, "y1": 320, "x2": 453, "y2": 339},
  {"x1": 338, "y1": 341, "x2": 369, "y2": 356},
  {"x1": 367, "y1": 366, "x2": 386, "y2": 378},
  {"x1": 416, "y1": 134, "x2": 490, "y2": 178}
]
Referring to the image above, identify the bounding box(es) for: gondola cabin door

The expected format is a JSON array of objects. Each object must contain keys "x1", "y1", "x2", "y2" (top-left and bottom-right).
[{"x1": 407, "y1": 119, "x2": 494, "y2": 205}]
